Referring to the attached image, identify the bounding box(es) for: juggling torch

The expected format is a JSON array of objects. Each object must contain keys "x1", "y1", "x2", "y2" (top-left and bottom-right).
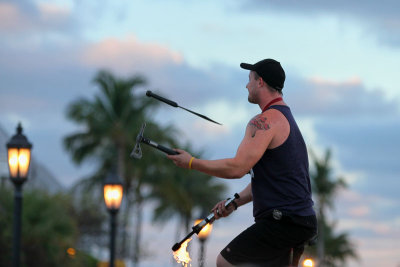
[{"x1": 172, "y1": 193, "x2": 240, "y2": 252}]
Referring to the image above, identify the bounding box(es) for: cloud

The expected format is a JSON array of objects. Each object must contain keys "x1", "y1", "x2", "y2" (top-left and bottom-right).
[
  {"x1": 347, "y1": 205, "x2": 370, "y2": 217},
  {"x1": 333, "y1": 187, "x2": 399, "y2": 236},
  {"x1": 80, "y1": 35, "x2": 184, "y2": 74},
  {"x1": 0, "y1": 1, "x2": 71, "y2": 34},
  {"x1": 75, "y1": 35, "x2": 249, "y2": 109},
  {"x1": 314, "y1": 117, "x2": 400, "y2": 199},
  {"x1": 241, "y1": 0, "x2": 400, "y2": 46},
  {"x1": 285, "y1": 75, "x2": 399, "y2": 117},
  {"x1": 354, "y1": 237, "x2": 400, "y2": 267},
  {"x1": 243, "y1": 0, "x2": 400, "y2": 17},
  {"x1": 339, "y1": 219, "x2": 391, "y2": 235},
  {"x1": 0, "y1": 2, "x2": 27, "y2": 30},
  {"x1": 37, "y1": 2, "x2": 71, "y2": 22}
]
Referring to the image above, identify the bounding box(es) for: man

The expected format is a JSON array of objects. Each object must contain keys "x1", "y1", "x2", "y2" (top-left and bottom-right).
[{"x1": 167, "y1": 59, "x2": 317, "y2": 267}]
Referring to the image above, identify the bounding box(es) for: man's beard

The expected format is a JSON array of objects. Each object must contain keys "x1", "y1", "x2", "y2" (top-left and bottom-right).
[{"x1": 248, "y1": 93, "x2": 257, "y2": 104}]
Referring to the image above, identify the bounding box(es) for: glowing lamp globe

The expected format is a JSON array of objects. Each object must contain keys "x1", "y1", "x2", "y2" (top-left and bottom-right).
[
  {"x1": 7, "y1": 123, "x2": 32, "y2": 185},
  {"x1": 103, "y1": 174, "x2": 123, "y2": 213}
]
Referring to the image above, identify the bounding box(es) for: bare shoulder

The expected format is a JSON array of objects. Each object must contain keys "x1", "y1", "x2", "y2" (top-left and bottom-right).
[
  {"x1": 248, "y1": 113, "x2": 270, "y2": 131},
  {"x1": 264, "y1": 107, "x2": 288, "y2": 122},
  {"x1": 247, "y1": 112, "x2": 273, "y2": 138},
  {"x1": 247, "y1": 109, "x2": 288, "y2": 138}
]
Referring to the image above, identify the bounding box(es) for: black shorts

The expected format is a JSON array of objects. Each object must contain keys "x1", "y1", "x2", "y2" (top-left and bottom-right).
[{"x1": 220, "y1": 215, "x2": 317, "y2": 267}]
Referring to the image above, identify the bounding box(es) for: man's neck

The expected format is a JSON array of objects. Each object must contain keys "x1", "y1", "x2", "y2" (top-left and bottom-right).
[{"x1": 259, "y1": 93, "x2": 284, "y2": 111}]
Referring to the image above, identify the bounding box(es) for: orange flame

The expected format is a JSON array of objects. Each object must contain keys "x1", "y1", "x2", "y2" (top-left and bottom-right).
[{"x1": 172, "y1": 238, "x2": 192, "y2": 267}]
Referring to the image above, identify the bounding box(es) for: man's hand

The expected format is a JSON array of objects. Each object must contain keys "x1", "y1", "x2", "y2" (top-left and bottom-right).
[
  {"x1": 167, "y1": 149, "x2": 193, "y2": 169},
  {"x1": 211, "y1": 199, "x2": 235, "y2": 220}
]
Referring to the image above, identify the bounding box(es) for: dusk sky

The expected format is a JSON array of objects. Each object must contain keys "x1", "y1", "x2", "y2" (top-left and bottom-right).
[{"x1": 1, "y1": 0, "x2": 399, "y2": 266}]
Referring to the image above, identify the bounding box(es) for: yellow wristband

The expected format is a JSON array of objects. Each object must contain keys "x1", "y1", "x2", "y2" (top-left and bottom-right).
[{"x1": 188, "y1": 157, "x2": 195, "y2": 169}]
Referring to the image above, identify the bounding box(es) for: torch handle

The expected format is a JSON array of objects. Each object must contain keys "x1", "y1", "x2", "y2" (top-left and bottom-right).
[
  {"x1": 172, "y1": 230, "x2": 196, "y2": 251},
  {"x1": 146, "y1": 90, "x2": 179, "y2": 108},
  {"x1": 142, "y1": 137, "x2": 179, "y2": 155},
  {"x1": 155, "y1": 144, "x2": 179, "y2": 155},
  {"x1": 193, "y1": 193, "x2": 240, "y2": 232}
]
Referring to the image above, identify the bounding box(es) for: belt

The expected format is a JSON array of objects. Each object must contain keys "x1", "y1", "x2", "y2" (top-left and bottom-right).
[
  {"x1": 255, "y1": 209, "x2": 290, "y2": 222},
  {"x1": 258, "y1": 210, "x2": 317, "y2": 228}
]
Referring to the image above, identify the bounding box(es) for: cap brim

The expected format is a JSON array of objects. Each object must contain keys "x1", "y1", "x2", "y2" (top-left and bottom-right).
[{"x1": 240, "y1": 63, "x2": 254, "y2": 70}]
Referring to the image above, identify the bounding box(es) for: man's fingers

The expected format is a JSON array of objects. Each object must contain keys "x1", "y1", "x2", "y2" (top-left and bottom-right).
[
  {"x1": 211, "y1": 199, "x2": 236, "y2": 220},
  {"x1": 213, "y1": 208, "x2": 221, "y2": 219},
  {"x1": 218, "y1": 203, "x2": 227, "y2": 216},
  {"x1": 175, "y1": 148, "x2": 188, "y2": 156},
  {"x1": 167, "y1": 149, "x2": 184, "y2": 159},
  {"x1": 212, "y1": 201, "x2": 225, "y2": 219}
]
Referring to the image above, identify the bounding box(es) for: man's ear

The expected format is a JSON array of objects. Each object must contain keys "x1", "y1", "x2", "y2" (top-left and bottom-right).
[{"x1": 258, "y1": 77, "x2": 265, "y2": 87}]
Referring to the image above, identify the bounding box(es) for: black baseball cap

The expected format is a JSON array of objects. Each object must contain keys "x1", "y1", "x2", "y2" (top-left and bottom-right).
[{"x1": 240, "y1": 59, "x2": 285, "y2": 91}]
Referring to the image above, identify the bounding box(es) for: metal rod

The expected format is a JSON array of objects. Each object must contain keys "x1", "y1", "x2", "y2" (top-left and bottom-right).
[
  {"x1": 141, "y1": 137, "x2": 179, "y2": 155},
  {"x1": 109, "y1": 212, "x2": 117, "y2": 267},
  {"x1": 12, "y1": 183, "x2": 22, "y2": 267},
  {"x1": 146, "y1": 90, "x2": 222, "y2": 125}
]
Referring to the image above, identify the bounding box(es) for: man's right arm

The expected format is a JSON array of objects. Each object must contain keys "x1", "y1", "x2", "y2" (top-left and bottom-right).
[
  {"x1": 212, "y1": 183, "x2": 253, "y2": 219},
  {"x1": 167, "y1": 112, "x2": 276, "y2": 179}
]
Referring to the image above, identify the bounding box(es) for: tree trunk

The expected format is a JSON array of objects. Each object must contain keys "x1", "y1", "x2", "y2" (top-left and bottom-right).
[
  {"x1": 119, "y1": 194, "x2": 133, "y2": 259},
  {"x1": 117, "y1": 144, "x2": 128, "y2": 257}
]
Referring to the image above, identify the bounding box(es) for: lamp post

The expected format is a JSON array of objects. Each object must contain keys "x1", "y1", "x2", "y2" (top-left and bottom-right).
[
  {"x1": 103, "y1": 173, "x2": 123, "y2": 267},
  {"x1": 6, "y1": 123, "x2": 32, "y2": 267},
  {"x1": 194, "y1": 218, "x2": 213, "y2": 267}
]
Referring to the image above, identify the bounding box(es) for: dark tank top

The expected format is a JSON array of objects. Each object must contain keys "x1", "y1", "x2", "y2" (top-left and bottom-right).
[{"x1": 251, "y1": 105, "x2": 315, "y2": 220}]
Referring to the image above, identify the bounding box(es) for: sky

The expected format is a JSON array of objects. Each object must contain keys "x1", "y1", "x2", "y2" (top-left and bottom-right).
[{"x1": 1, "y1": 0, "x2": 400, "y2": 266}]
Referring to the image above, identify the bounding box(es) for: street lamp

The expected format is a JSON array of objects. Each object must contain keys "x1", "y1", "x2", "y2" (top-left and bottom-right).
[
  {"x1": 6, "y1": 123, "x2": 32, "y2": 267},
  {"x1": 103, "y1": 173, "x2": 123, "y2": 267},
  {"x1": 194, "y1": 218, "x2": 213, "y2": 267}
]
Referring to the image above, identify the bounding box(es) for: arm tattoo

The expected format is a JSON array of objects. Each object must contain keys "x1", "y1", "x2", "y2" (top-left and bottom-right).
[{"x1": 248, "y1": 115, "x2": 270, "y2": 137}]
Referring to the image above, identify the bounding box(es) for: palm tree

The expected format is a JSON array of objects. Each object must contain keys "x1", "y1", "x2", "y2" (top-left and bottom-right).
[
  {"x1": 64, "y1": 70, "x2": 160, "y2": 260},
  {"x1": 64, "y1": 70, "x2": 148, "y2": 179},
  {"x1": 64, "y1": 70, "x2": 228, "y2": 266},
  {"x1": 308, "y1": 148, "x2": 357, "y2": 266}
]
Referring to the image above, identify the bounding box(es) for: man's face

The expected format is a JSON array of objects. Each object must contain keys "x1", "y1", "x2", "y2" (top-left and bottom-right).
[{"x1": 246, "y1": 71, "x2": 259, "y2": 104}]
